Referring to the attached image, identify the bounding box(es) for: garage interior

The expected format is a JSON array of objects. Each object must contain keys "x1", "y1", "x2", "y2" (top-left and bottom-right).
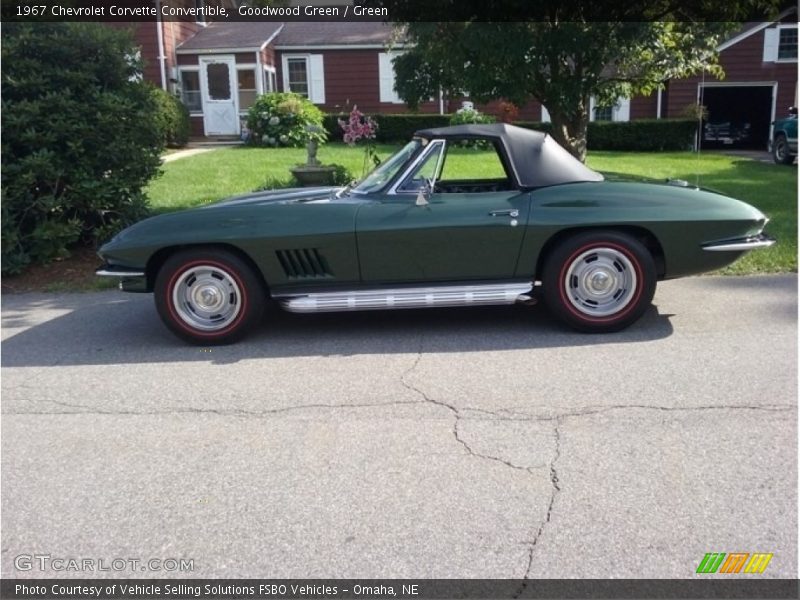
[{"x1": 700, "y1": 85, "x2": 774, "y2": 150}]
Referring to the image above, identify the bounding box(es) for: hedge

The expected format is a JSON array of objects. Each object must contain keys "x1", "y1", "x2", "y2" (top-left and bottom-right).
[
  {"x1": 514, "y1": 119, "x2": 696, "y2": 151},
  {"x1": 587, "y1": 119, "x2": 697, "y2": 151},
  {"x1": 323, "y1": 114, "x2": 696, "y2": 151}
]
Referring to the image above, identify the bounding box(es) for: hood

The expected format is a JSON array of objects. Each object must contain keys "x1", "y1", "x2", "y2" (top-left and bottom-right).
[
  {"x1": 201, "y1": 186, "x2": 365, "y2": 210},
  {"x1": 599, "y1": 171, "x2": 729, "y2": 197}
]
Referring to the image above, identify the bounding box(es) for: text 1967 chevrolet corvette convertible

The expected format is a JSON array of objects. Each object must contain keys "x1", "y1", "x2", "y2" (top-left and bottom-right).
[{"x1": 97, "y1": 124, "x2": 774, "y2": 344}]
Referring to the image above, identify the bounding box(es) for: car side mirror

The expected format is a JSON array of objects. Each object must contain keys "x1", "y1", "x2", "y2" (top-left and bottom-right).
[
  {"x1": 415, "y1": 178, "x2": 433, "y2": 207},
  {"x1": 790, "y1": 106, "x2": 798, "y2": 116}
]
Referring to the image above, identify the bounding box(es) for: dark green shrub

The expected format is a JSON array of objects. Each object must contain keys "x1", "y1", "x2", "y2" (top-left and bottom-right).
[
  {"x1": 514, "y1": 119, "x2": 696, "y2": 151},
  {"x1": 247, "y1": 92, "x2": 326, "y2": 147},
  {"x1": 512, "y1": 121, "x2": 554, "y2": 134},
  {"x1": 586, "y1": 119, "x2": 697, "y2": 151},
  {"x1": 151, "y1": 87, "x2": 190, "y2": 148},
  {"x1": 328, "y1": 163, "x2": 355, "y2": 186},
  {"x1": 1, "y1": 23, "x2": 162, "y2": 274}
]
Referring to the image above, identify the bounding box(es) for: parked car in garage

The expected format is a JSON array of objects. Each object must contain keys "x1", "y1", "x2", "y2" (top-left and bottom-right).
[
  {"x1": 97, "y1": 124, "x2": 774, "y2": 344},
  {"x1": 703, "y1": 120, "x2": 752, "y2": 145},
  {"x1": 771, "y1": 107, "x2": 798, "y2": 164}
]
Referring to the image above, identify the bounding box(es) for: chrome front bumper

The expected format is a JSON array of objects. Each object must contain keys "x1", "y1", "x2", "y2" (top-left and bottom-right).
[
  {"x1": 702, "y1": 234, "x2": 776, "y2": 252},
  {"x1": 96, "y1": 265, "x2": 148, "y2": 292}
]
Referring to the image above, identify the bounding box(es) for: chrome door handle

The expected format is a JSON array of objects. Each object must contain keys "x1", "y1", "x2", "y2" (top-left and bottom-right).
[{"x1": 489, "y1": 209, "x2": 519, "y2": 218}]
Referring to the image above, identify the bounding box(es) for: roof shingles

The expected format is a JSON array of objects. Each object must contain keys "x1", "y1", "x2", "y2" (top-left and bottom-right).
[{"x1": 177, "y1": 21, "x2": 397, "y2": 52}]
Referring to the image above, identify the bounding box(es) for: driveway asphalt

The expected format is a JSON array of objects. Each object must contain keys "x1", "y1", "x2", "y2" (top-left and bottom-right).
[{"x1": 1, "y1": 275, "x2": 796, "y2": 579}]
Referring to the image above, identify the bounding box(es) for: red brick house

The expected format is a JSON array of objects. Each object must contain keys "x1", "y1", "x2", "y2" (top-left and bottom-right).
[{"x1": 128, "y1": 14, "x2": 797, "y2": 148}]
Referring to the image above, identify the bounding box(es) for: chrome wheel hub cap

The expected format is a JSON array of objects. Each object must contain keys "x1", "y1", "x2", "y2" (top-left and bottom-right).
[
  {"x1": 564, "y1": 247, "x2": 637, "y2": 317},
  {"x1": 172, "y1": 265, "x2": 242, "y2": 331}
]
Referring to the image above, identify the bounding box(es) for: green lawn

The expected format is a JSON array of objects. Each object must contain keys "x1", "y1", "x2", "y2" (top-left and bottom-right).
[{"x1": 146, "y1": 144, "x2": 797, "y2": 274}]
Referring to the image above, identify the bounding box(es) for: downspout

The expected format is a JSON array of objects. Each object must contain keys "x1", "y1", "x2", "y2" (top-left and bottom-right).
[
  {"x1": 656, "y1": 85, "x2": 662, "y2": 119},
  {"x1": 155, "y1": 0, "x2": 168, "y2": 90}
]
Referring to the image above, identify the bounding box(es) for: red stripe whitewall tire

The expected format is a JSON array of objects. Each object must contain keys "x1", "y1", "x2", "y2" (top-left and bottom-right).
[
  {"x1": 154, "y1": 249, "x2": 265, "y2": 344},
  {"x1": 542, "y1": 231, "x2": 656, "y2": 333}
]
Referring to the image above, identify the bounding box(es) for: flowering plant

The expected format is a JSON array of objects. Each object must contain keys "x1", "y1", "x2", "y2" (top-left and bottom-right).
[{"x1": 338, "y1": 105, "x2": 379, "y2": 176}]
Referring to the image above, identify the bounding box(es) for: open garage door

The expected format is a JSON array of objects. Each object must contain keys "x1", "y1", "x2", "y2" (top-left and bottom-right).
[{"x1": 701, "y1": 85, "x2": 775, "y2": 150}]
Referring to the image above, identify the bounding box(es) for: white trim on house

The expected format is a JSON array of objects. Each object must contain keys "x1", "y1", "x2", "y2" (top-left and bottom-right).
[
  {"x1": 774, "y1": 23, "x2": 798, "y2": 63},
  {"x1": 199, "y1": 54, "x2": 240, "y2": 136},
  {"x1": 259, "y1": 25, "x2": 285, "y2": 51},
  {"x1": 264, "y1": 65, "x2": 277, "y2": 93},
  {"x1": 177, "y1": 46, "x2": 260, "y2": 55},
  {"x1": 309, "y1": 54, "x2": 325, "y2": 104},
  {"x1": 589, "y1": 96, "x2": 631, "y2": 122},
  {"x1": 281, "y1": 53, "x2": 326, "y2": 104},
  {"x1": 255, "y1": 51, "x2": 263, "y2": 95},
  {"x1": 763, "y1": 27, "x2": 780, "y2": 61},
  {"x1": 541, "y1": 105, "x2": 550, "y2": 123},
  {"x1": 696, "y1": 81, "x2": 778, "y2": 150},
  {"x1": 274, "y1": 44, "x2": 405, "y2": 51},
  {"x1": 717, "y1": 7, "x2": 797, "y2": 52},
  {"x1": 378, "y1": 51, "x2": 404, "y2": 104},
  {"x1": 177, "y1": 66, "x2": 203, "y2": 116}
]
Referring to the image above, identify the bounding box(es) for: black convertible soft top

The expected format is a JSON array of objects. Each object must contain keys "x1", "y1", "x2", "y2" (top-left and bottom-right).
[{"x1": 414, "y1": 123, "x2": 604, "y2": 188}]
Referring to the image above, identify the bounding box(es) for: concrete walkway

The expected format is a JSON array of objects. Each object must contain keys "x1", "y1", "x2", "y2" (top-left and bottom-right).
[
  {"x1": 161, "y1": 139, "x2": 245, "y2": 163},
  {"x1": 161, "y1": 147, "x2": 217, "y2": 162}
]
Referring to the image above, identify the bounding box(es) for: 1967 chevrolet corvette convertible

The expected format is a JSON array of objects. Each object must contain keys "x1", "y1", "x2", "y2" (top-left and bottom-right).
[{"x1": 97, "y1": 123, "x2": 774, "y2": 344}]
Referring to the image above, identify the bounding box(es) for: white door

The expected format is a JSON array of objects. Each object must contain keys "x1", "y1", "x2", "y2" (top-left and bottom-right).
[{"x1": 200, "y1": 56, "x2": 238, "y2": 136}]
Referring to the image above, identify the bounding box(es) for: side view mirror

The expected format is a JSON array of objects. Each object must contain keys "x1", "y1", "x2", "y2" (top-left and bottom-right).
[
  {"x1": 790, "y1": 106, "x2": 798, "y2": 116},
  {"x1": 415, "y1": 178, "x2": 433, "y2": 207}
]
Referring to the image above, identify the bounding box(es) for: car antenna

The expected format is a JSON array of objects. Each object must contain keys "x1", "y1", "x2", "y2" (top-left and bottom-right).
[{"x1": 695, "y1": 67, "x2": 706, "y2": 187}]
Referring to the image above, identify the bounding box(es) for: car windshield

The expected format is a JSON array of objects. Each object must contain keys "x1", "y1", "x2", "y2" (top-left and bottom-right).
[{"x1": 352, "y1": 140, "x2": 422, "y2": 194}]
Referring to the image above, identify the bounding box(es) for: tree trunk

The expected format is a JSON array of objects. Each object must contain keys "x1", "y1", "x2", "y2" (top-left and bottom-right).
[{"x1": 548, "y1": 105, "x2": 589, "y2": 163}]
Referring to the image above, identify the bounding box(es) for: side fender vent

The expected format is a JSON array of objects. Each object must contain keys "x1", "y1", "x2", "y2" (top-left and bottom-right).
[{"x1": 276, "y1": 248, "x2": 332, "y2": 278}]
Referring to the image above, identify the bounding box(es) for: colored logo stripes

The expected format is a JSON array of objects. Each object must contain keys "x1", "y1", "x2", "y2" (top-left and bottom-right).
[{"x1": 696, "y1": 552, "x2": 773, "y2": 574}]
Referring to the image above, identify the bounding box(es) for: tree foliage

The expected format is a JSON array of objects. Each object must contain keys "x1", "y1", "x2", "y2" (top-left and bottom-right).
[
  {"x1": 393, "y1": 21, "x2": 740, "y2": 161},
  {"x1": 383, "y1": 1, "x2": 784, "y2": 161},
  {"x1": 1, "y1": 23, "x2": 163, "y2": 273}
]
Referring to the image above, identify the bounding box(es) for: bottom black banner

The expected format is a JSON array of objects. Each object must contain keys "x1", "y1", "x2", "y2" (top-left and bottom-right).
[{"x1": 1, "y1": 579, "x2": 798, "y2": 600}]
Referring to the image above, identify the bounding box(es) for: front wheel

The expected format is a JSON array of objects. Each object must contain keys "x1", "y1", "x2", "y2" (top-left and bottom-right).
[
  {"x1": 154, "y1": 249, "x2": 265, "y2": 344},
  {"x1": 542, "y1": 231, "x2": 656, "y2": 333},
  {"x1": 773, "y1": 134, "x2": 794, "y2": 165}
]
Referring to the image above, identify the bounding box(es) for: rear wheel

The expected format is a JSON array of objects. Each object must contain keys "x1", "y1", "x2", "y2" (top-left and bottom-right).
[
  {"x1": 773, "y1": 134, "x2": 794, "y2": 165},
  {"x1": 154, "y1": 249, "x2": 265, "y2": 344},
  {"x1": 542, "y1": 231, "x2": 656, "y2": 333}
]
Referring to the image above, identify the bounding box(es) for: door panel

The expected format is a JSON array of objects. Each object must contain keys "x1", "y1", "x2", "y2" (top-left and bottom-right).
[
  {"x1": 200, "y1": 57, "x2": 238, "y2": 136},
  {"x1": 356, "y1": 192, "x2": 531, "y2": 283}
]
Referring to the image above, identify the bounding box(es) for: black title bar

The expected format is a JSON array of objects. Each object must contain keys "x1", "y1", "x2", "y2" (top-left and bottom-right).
[
  {"x1": 2, "y1": 579, "x2": 799, "y2": 600},
  {"x1": 0, "y1": 0, "x2": 788, "y2": 22}
]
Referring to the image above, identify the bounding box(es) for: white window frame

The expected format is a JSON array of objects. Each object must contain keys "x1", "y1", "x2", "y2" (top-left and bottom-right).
[
  {"x1": 590, "y1": 96, "x2": 630, "y2": 122},
  {"x1": 236, "y1": 63, "x2": 258, "y2": 115},
  {"x1": 542, "y1": 97, "x2": 630, "y2": 123},
  {"x1": 178, "y1": 67, "x2": 202, "y2": 115},
  {"x1": 263, "y1": 65, "x2": 277, "y2": 93},
  {"x1": 378, "y1": 51, "x2": 404, "y2": 104},
  {"x1": 776, "y1": 24, "x2": 798, "y2": 63},
  {"x1": 281, "y1": 54, "x2": 325, "y2": 104}
]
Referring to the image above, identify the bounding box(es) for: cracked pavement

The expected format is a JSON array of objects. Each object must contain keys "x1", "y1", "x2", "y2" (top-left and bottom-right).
[{"x1": 1, "y1": 274, "x2": 797, "y2": 578}]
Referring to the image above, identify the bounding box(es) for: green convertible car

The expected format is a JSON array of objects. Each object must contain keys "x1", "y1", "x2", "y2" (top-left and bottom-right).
[{"x1": 98, "y1": 123, "x2": 774, "y2": 344}]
